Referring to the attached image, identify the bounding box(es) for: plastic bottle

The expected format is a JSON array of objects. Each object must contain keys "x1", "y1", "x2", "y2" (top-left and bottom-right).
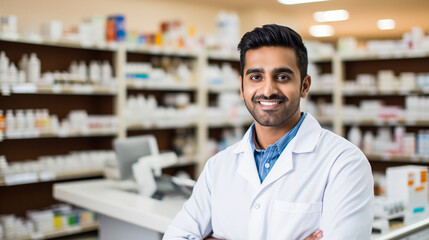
[
  {"x1": 15, "y1": 109, "x2": 25, "y2": 132},
  {"x1": 0, "y1": 51, "x2": 9, "y2": 83},
  {"x1": 363, "y1": 131, "x2": 374, "y2": 154},
  {"x1": 101, "y1": 61, "x2": 112, "y2": 84},
  {"x1": 25, "y1": 109, "x2": 35, "y2": 131},
  {"x1": 27, "y1": 53, "x2": 41, "y2": 83},
  {"x1": 0, "y1": 110, "x2": 5, "y2": 132},
  {"x1": 77, "y1": 61, "x2": 87, "y2": 82},
  {"x1": 348, "y1": 126, "x2": 362, "y2": 148},
  {"x1": 8, "y1": 63, "x2": 18, "y2": 84},
  {"x1": 5, "y1": 110, "x2": 15, "y2": 133},
  {"x1": 394, "y1": 127, "x2": 405, "y2": 154},
  {"x1": 89, "y1": 61, "x2": 101, "y2": 83},
  {"x1": 19, "y1": 54, "x2": 28, "y2": 71}
]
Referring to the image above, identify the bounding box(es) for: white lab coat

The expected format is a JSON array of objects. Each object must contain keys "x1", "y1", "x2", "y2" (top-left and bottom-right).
[{"x1": 163, "y1": 113, "x2": 374, "y2": 240}]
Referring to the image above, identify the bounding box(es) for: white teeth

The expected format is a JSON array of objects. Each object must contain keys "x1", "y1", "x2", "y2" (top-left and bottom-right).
[{"x1": 259, "y1": 101, "x2": 279, "y2": 106}]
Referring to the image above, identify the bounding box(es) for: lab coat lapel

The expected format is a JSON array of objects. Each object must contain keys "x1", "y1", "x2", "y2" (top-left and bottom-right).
[
  {"x1": 234, "y1": 130, "x2": 261, "y2": 188},
  {"x1": 259, "y1": 113, "x2": 322, "y2": 188}
]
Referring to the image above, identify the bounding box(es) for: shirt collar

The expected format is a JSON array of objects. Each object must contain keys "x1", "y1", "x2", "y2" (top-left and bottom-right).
[{"x1": 250, "y1": 113, "x2": 307, "y2": 155}]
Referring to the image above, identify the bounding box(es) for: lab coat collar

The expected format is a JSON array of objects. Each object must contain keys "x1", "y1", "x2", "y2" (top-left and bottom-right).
[
  {"x1": 233, "y1": 113, "x2": 321, "y2": 155},
  {"x1": 233, "y1": 113, "x2": 322, "y2": 188}
]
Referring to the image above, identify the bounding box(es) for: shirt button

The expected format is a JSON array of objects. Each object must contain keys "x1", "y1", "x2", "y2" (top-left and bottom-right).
[
  {"x1": 264, "y1": 163, "x2": 270, "y2": 168},
  {"x1": 254, "y1": 203, "x2": 260, "y2": 209}
]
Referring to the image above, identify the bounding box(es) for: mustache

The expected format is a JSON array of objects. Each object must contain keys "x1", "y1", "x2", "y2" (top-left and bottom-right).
[{"x1": 252, "y1": 94, "x2": 288, "y2": 102}]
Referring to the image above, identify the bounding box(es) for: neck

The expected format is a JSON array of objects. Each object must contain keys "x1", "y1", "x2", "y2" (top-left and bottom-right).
[{"x1": 254, "y1": 111, "x2": 301, "y2": 150}]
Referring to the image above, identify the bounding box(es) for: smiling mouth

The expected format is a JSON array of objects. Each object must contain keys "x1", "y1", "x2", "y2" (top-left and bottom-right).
[{"x1": 258, "y1": 101, "x2": 283, "y2": 106}]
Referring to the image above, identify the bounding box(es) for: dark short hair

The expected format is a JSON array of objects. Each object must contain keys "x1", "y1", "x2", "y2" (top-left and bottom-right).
[{"x1": 237, "y1": 24, "x2": 308, "y2": 82}]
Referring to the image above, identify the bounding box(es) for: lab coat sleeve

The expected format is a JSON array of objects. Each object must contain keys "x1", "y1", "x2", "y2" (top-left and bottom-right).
[
  {"x1": 320, "y1": 149, "x2": 374, "y2": 239},
  {"x1": 163, "y1": 160, "x2": 213, "y2": 240}
]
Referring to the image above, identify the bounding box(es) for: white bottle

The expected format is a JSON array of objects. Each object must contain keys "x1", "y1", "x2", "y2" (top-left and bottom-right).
[
  {"x1": 77, "y1": 61, "x2": 87, "y2": 82},
  {"x1": 27, "y1": 53, "x2": 41, "y2": 83},
  {"x1": 363, "y1": 131, "x2": 374, "y2": 154},
  {"x1": 101, "y1": 60, "x2": 112, "y2": 84},
  {"x1": 5, "y1": 110, "x2": 15, "y2": 133},
  {"x1": 89, "y1": 61, "x2": 101, "y2": 83},
  {"x1": 69, "y1": 61, "x2": 79, "y2": 80},
  {"x1": 394, "y1": 127, "x2": 405, "y2": 154},
  {"x1": 15, "y1": 109, "x2": 25, "y2": 133},
  {"x1": 19, "y1": 54, "x2": 28, "y2": 71},
  {"x1": 0, "y1": 51, "x2": 9, "y2": 83},
  {"x1": 348, "y1": 126, "x2": 362, "y2": 148},
  {"x1": 25, "y1": 109, "x2": 35, "y2": 132},
  {"x1": 8, "y1": 63, "x2": 18, "y2": 84}
]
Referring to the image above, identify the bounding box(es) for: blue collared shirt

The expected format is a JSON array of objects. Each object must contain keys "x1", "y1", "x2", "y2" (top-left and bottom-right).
[{"x1": 250, "y1": 113, "x2": 306, "y2": 183}]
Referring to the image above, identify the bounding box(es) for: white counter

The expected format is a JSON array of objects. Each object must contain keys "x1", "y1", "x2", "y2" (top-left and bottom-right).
[
  {"x1": 54, "y1": 179, "x2": 429, "y2": 240},
  {"x1": 53, "y1": 179, "x2": 186, "y2": 239}
]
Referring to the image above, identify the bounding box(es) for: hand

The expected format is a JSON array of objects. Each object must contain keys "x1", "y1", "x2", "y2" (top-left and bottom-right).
[
  {"x1": 304, "y1": 229, "x2": 323, "y2": 240},
  {"x1": 204, "y1": 229, "x2": 322, "y2": 240}
]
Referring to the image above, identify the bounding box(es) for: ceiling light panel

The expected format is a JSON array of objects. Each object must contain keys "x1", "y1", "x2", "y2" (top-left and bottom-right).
[
  {"x1": 278, "y1": 0, "x2": 329, "y2": 5},
  {"x1": 313, "y1": 9, "x2": 349, "y2": 22},
  {"x1": 309, "y1": 25, "x2": 334, "y2": 37},
  {"x1": 377, "y1": 19, "x2": 395, "y2": 30}
]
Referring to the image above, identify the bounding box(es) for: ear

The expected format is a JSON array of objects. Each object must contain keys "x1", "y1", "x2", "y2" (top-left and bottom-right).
[
  {"x1": 301, "y1": 74, "x2": 311, "y2": 98},
  {"x1": 240, "y1": 76, "x2": 244, "y2": 100}
]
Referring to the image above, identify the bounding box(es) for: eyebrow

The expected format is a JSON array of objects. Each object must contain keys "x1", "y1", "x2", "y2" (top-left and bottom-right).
[
  {"x1": 245, "y1": 68, "x2": 264, "y2": 75},
  {"x1": 273, "y1": 67, "x2": 295, "y2": 76},
  {"x1": 245, "y1": 67, "x2": 296, "y2": 76}
]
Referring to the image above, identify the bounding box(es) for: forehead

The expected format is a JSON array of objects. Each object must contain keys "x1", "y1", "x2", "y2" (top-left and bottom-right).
[{"x1": 244, "y1": 46, "x2": 298, "y2": 71}]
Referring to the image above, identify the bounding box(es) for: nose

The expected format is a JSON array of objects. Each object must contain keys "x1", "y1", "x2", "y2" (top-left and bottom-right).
[{"x1": 262, "y1": 78, "x2": 278, "y2": 97}]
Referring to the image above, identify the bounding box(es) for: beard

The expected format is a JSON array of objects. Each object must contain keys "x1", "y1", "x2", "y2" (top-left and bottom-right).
[{"x1": 243, "y1": 94, "x2": 300, "y2": 127}]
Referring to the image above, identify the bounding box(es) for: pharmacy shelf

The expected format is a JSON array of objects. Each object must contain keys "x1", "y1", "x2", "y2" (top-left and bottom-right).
[
  {"x1": 340, "y1": 49, "x2": 429, "y2": 61},
  {"x1": 0, "y1": 35, "x2": 116, "y2": 52},
  {"x1": 127, "y1": 122, "x2": 198, "y2": 131},
  {"x1": 3, "y1": 130, "x2": 117, "y2": 140},
  {"x1": 207, "y1": 85, "x2": 239, "y2": 92},
  {"x1": 126, "y1": 81, "x2": 197, "y2": 91},
  {"x1": 126, "y1": 45, "x2": 199, "y2": 58},
  {"x1": 342, "y1": 88, "x2": 429, "y2": 96},
  {"x1": 4, "y1": 222, "x2": 98, "y2": 240},
  {"x1": 169, "y1": 156, "x2": 198, "y2": 168},
  {"x1": 207, "y1": 52, "x2": 240, "y2": 62},
  {"x1": 308, "y1": 89, "x2": 334, "y2": 95},
  {"x1": 3, "y1": 83, "x2": 117, "y2": 96},
  {"x1": 365, "y1": 153, "x2": 429, "y2": 163},
  {"x1": 0, "y1": 169, "x2": 104, "y2": 187},
  {"x1": 343, "y1": 119, "x2": 429, "y2": 127}
]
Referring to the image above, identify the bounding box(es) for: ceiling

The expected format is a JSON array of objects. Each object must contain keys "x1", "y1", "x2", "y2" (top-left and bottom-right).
[{"x1": 179, "y1": 0, "x2": 429, "y2": 41}]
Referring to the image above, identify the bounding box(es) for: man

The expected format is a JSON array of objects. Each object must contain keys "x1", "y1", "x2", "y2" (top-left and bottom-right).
[{"x1": 164, "y1": 24, "x2": 374, "y2": 240}]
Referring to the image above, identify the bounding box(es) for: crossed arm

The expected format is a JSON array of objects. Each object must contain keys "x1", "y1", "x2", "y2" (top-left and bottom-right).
[{"x1": 204, "y1": 229, "x2": 323, "y2": 240}]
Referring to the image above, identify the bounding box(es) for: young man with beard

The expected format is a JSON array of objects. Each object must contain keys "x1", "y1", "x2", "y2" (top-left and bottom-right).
[{"x1": 163, "y1": 24, "x2": 374, "y2": 240}]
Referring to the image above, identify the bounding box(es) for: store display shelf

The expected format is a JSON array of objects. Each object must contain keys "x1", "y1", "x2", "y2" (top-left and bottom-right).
[
  {"x1": 207, "y1": 85, "x2": 239, "y2": 92},
  {"x1": 343, "y1": 119, "x2": 429, "y2": 127},
  {"x1": 340, "y1": 49, "x2": 429, "y2": 61},
  {"x1": 366, "y1": 153, "x2": 429, "y2": 163},
  {"x1": 126, "y1": 45, "x2": 198, "y2": 58},
  {"x1": 343, "y1": 88, "x2": 429, "y2": 97},
  {"x1": 0, "y1": 35, "x2": 116, "y2": 52},
  {"x1": 3, "y1": 222, "x2": 98, "y2": 240},
  {"x1": 308, "y1": 89, "x2": 333, "y2": 95},
  {"x1": 0, "y1": 169, "x2": 104, "y2": 187},
  {"x1": 3, "y1": 130, "x2": 117, "y2": 140},
  {"x1": 208, "y1": 52, "x2": 240, "y2": 62},
  {"x1": 207, "y1": 119, "x2": 253, "y2": 128},
  {"x1": 127, "y1": 81, "x2": 197, "y2": 91},
  {"x1": 2, "y1": 83, "x2": 117, "y2": 96},
  {"x1": 127, "y1": 122, "x2": 198, "y2": 130},
  {"x1": 309, "y1": 55, "x2": 333, "y2": 62}
]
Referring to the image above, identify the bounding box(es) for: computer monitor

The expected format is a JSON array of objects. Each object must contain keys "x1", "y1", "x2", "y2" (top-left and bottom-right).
[{"x1": 113, "y1": 135, "x2": 159, "y2": 180}]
